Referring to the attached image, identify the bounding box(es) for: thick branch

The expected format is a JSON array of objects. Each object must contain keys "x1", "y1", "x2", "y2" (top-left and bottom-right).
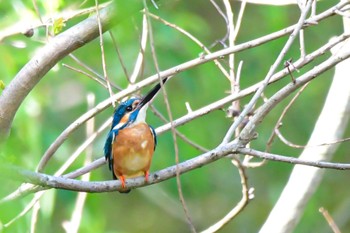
[
  {"x1": 2, "y1": 141, "x2": 239, "y2": 193},
  {"x1": 3, "y1": 142, "x2": 350, "y2": 195}
]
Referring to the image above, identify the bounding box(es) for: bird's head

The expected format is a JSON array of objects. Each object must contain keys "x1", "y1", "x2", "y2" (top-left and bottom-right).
[{"x1": 111, "y1": 78, "x2": 168, "y2": 130}]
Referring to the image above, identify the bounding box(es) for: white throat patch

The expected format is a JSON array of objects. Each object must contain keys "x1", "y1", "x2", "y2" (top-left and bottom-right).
[{"x1": 134, "y1": 103, "x2": 149, "y2": 124}]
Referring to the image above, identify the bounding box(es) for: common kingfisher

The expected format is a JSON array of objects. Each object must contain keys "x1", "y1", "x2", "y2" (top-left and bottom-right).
[{"x1": 104, "y1": 78, "x2": 167, "y2": 193}]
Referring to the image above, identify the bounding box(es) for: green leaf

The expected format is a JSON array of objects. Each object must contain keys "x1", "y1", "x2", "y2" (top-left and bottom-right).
[
  {"x1": 0, "y1": 80, "x2": 5, "y2": 90},
  {"x1": 53, "y1": 17, "x2": 66, "y2": 35}
]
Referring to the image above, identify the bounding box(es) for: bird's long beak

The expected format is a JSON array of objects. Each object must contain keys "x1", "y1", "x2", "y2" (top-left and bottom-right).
[{"x1": 137, "y1": 77, "x2": 168, "y2": 109}]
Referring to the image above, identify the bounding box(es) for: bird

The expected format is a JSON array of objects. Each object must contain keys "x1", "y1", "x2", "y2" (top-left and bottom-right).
[{"x1": 104, "y1": 78, "x2": 167, "y2": 193}]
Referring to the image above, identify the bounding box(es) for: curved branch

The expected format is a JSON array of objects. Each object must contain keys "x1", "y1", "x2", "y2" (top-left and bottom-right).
[
  {"x1": 0, "y1": 1, "x2": 144, "y2": 138},
  {"x1": 201, "y1": 159, "x2": 251, "y2": 233}
]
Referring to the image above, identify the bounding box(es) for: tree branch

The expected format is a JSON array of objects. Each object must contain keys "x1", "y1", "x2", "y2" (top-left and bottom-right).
[
  {"x1": 2, "y1": 141, "x2": 240, "y2": 193},
  {"x1": 237, "y1": 148, "x2": 350, "y2": 170},
  {"x1": 37, "y1": 2, "x2": 350, "y2": 172},
  {"x1": 259, "y1": 26, "x2": 350, "y2": 233},
  {"x1": 2, "y1": 141, "x2": 350, "y2": 196},
  {"x1": 3, "y1": 29, "x2": 350, "y2": 201},
  {"x1": 0, "y1": 1, "x2": 144, "y2": 139}
]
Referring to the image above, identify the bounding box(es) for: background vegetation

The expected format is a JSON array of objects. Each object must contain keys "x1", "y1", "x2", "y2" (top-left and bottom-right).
[{"x1": 0, "y1": 0, "x2": 349, "y2": 232}]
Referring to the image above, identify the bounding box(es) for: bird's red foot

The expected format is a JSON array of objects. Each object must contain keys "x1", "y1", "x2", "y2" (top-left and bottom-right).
[
  {"x1": 119, "y1": 175, "x2": 126, "y2": 188},
  {"x1": 144, "y1": 171, "x2": 149, "y2": 183},
  {"x1": 118, "y1": 175, "x2": 131, "y2": 193}
]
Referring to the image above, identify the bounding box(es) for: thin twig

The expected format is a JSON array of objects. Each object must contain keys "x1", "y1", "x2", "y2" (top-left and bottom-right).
[
  {"x1": 145, "y1": 2, "x2": 196, "y2": 232},
  {"x1": 234, "y1": 60, "x2": 243, "y2": 137},
  {"x1": 222, "y1": 0, "x2": 245, "y2": 143},
  {"x1": 30, "y1": 201, "x2": 40, "y2": 233},
  {"x1": 3, "y1": 191, "x2": 43, "y2": 227},
  {"x1": 201, "y1": 158, "x2": 251, "y2": 233},
  {"x1": 265, "y1": 82, "x2": 309, "y2": 152},
  {"x1": 299, "y1": 30, "x2": 306, "y2": 58},
  {"x1": 284, "y1": 59, "x2": 298, "y2": 84},
  {"x1": 62, "y1": 63, "x2": 108, "y2": 88},
  {"x1": 68, "y1": 54, "x2": 122, "y2": 91},
  {"x1": 109, "y1": 31, "x2": 131, "y2": 82},
  {"x1": 275, "y1": 129, "x2": 350, "y2": 149},
  {"x1": 223, "y1": 0, "x2": 236, "y2": 90},
  {"x1": 209, "y1": 0, "x2": 229, "y2": 47},
  {"x1": 95, "y1": 0, "x2": 114, "y2": 107},
  {"x1": 232, "y1": 1, "x2": 247, "y2": 42},
  {"x1": 63, "y1": 94, "x2": 95, "y2": 233},
  {"x1": 237, "y1": 148, "x2": 350, "y2": 170},
  {"x1": 129, "y1": 12, "x2": 148, "y2": 83},
  {"x1": 31, "y1": 0, "x2": 43, "y2": 24},
  {"x1": 222, "y1": 0, "x2": 314, "y2": 145},
  {"x1": 150, "y1": 105, "x2": 209, "y2": 152},
  {"x1": 0, "y1": 2, "x2": 112, "y2": 42},
  {"x1": 147, "y1": 12, "x2": 230, "y2": 79},
  {"x1": 319, "y1": 207, "x2": 341, "y2": 233},
  {"x1": 312, "y1": 0, "x2": 317, "y2": 17}
]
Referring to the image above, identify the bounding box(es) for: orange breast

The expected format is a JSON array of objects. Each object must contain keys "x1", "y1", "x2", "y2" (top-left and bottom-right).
[{"x1": 112, "y1": 123, "x2": 155, "y2": 179}]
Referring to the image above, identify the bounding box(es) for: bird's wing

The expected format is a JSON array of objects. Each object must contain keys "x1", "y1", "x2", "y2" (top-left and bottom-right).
[
  {"x1": 149, "y1": 125, "x2": 157, "y2": 151},
  {"x1": 104, "y1": 129, "x2": 117, "y2": 171}
]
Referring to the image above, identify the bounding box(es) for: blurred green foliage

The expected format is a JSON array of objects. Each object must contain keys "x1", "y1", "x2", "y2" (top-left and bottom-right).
[
  {"x1": 0, "y1": 0, "x2": 349, "y2": 232},
  {"x1": 0, "y1": 80, "x2": 5, "y2": 90}
]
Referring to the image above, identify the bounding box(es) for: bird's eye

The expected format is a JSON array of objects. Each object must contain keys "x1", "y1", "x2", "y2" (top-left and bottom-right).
[{"x1": 126, "y1": 105, "x2": 133, "y2": 112}]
